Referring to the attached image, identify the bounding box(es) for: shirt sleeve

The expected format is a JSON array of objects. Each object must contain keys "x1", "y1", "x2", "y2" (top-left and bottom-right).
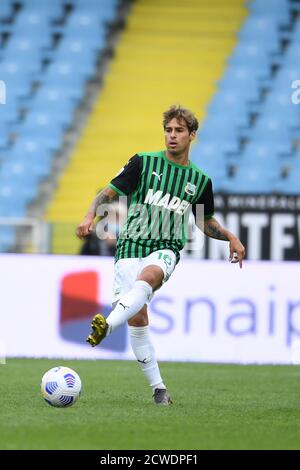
[
  {"x1": 192, "y1": 178, "x2": 215, "y2": 220},
  {"x1": 109, "y1": 154, "x2": 142, "y2": 195}
]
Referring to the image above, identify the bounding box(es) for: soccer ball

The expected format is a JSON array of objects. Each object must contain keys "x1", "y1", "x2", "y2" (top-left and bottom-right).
[{"x1": 40, "y1": 366, "x2": 82, "y2": 407}]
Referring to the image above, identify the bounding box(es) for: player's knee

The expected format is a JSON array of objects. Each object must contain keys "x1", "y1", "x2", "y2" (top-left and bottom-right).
[{"x1": 138, "y1": 266, "x2": 163, "y2": 290}]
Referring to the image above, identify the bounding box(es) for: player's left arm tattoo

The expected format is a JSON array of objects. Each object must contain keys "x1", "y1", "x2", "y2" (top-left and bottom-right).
[
  {"x1": 203, "y1": 217, "x2": 229, "y2": 241},
  {"x1": 200, "y1": 217, "x2": 246, "y2": 268}
]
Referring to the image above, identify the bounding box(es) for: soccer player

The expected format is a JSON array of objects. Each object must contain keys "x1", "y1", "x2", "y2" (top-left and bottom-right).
[{"x1": 76, "y1": 105, "x2": 245, "y2": 406}]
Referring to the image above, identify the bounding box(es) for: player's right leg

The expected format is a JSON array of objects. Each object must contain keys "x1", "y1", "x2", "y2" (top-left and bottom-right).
[
  {"x1": 104, "y1": 248, "x2": 177, "y2": 333},
  {"x1": 86, "y1": 314, "x2": 108, "y2": 347},
  {"x1": 86, "y1": 262, "x2": 160, "y2": 346},
  {"x1": 86, "y1": 250, "x2": 176, "y2": 346},
  {"x1": 86, "y1": 257, "x2": 139, "y2": 346},
  {"x1": 94, "y1": 256, "x2": 160, "y2": 336}
]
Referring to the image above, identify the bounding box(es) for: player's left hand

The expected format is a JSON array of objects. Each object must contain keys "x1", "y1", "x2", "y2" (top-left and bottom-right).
[{"x1": 229, "y1": 238, "x2": 246, "y2": 269}]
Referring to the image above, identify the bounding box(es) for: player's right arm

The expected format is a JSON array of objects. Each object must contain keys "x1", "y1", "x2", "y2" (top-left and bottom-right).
[
  {"x1": 76, "y1": 155, "x2": 142, "y2": 240},
  {"x1": 76, "y1": 186, "x2": 118, "y2": 239}
]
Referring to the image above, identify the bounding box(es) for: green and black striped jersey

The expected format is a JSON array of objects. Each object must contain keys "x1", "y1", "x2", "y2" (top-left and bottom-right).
[{"x1": 109, "y1": 150, "x2": 214, "y2": 263}]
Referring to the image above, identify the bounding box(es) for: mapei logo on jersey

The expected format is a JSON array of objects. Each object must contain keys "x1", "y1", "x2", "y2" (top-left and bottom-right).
[
  {"x1": 144, "y1": 188, "x2": 190, "y2": 214},
  {"x1": 59, "y1": 271, "x2": 126, "y2": 352},
  {"x1": 185, "y1": 182, "x2": 196, "y2": 196}
]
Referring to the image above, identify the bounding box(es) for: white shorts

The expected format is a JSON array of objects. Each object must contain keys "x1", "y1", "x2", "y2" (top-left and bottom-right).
[{"x1": 112, "y1": 249, "x2": 177, "y2": 304}]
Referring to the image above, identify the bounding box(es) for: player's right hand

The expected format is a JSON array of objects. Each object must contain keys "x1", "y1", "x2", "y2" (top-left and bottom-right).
[{"x1": 75, "y1": 217, "x2": 94, "y2": 239}]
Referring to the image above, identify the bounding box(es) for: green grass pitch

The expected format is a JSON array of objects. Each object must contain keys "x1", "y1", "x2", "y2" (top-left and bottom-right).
[{"x1": 1, "y1": 358, "x2": 300, "y2": 450}]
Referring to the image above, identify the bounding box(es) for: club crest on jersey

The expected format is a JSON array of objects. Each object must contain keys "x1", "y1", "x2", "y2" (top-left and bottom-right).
[{"x1": 185, "y1": 182, "x2": 196, "y2": 196}]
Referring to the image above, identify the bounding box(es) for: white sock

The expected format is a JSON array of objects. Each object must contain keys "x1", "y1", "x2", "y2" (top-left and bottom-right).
[
  {"x1": 106, "y1": 280, "x2": 153, "y2": 334},
  {"x1": 129, "y1": 325, "x2": 166, "y2": 390}
]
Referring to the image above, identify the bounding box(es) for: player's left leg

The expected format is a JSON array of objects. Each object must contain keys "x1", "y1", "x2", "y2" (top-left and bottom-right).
[
  {"x1": 128, "y1": 305, "x2": 172, "y2": 405},
  {"x1": 127, "y1": 250, "x2": 176, "y2": 405}
]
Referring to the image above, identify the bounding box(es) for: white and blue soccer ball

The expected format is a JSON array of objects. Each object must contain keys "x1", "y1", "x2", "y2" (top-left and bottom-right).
[{"x1": 40, "y1": 366, "x2": 82, "y2": 407}]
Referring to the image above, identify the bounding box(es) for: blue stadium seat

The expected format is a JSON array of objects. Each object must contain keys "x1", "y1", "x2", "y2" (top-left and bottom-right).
[
  {"x1": 191, "y1": 143, "x2": 228, "y2": 191},
  {"x1": 247, "y1": 115, "x2": 293, "y2": 151},
  {"x1": 261, "y1": 91, "x2": 300, "y2": 128},
  {"x1": 0, "y1": 176, "x2": 39, "y2": 201},
  {"x1": 4, "y1": 34, "x2": 52, "y2": 56},
  {"x1": 238, "y1": 17, "x2": 282, "y2": 45},
  {"x1": 51, "y1": 36, "x2": 105, "y2": 66},
  {"x1": 21, "y1": 0, "x2": 63, "y2": 20},
  {"x1": 42, "y1": 61, "x2": 92, "y2": 87},
  {"x1": 3, "y1": 136, "x2": 53, "y2": 160},
  {"x1": 222, "y1": 167, "x2": 276, "y2": 194},
  {"x1": 0, "y1": 162, "x2": 50, "y2": 195},
  {"x1": 290, "y1": 19, "x2": 300, "y2": 40},
  {"x1": 73, "y1": 0, "x2": 118, "y2": 20},
  {"x1": 246, "y1": 0, "x2": 290, "y2": 26},
  {"x1": 0, "y1": 0, "x2": 13, "y2": 21},
  {"x1": 30, "y1": 86, "x2": 80, "y2": 113},
  {"x1": 238, "y1": 143, "x2": 282, "y2": 170},
  {"x1": 0, "y1": 96, "x2": 20, "y2": 123},
  {"x1": 7, "y1": 159, "x2": 52, "y2": 178},
  {"x1": 65, "y1": 11, "x2": 105, "y2": 35},
  {"x1": 0, "y1": 121, "x2": 9, "y2": 147},
  {"x1": 29, "y1": 102, "x2": 76, "y2": 127},
  {"x1": 13, "y1": 11, "x2": 52, "y2": 33},
  {"x1": 229, "y1": 41, "x2": 279, "y2": 67},
  {"x1": 17, "y1": 111, "x2": 64, "y2": 135},
  {"x1": 274, "y1": 168, "x2": 300, "y2": 194},
  {"x1": 0, "y1": 194, "x2": 29, "y2": 217},
  {"x1": 281, "y1": 43, "x2": 300, "y2": 67},
  {"x1": 74, "y1": 0, "x2": 118, "y2": 6},
  {"x1": 276, "y1": 63, "x2": 300, "y2": 78},
  {"x1": 0, "y1": 58, "x2": 41, "y2": 78},
  {"x1": 198, "y1": 117, "x2": 242, "y2": 153},
  {"x1": 207, "y1": 91, "x2": 254, "y2": 126},
  {"x1": 54, "y1": 49, "x2": 99, "y2": 69},
  {"x1": 9, "y1": 127, "x2": 63, "y2": 154},
  {"x1": 218, "y1": 77, "x2": 260, "y2": 101}
]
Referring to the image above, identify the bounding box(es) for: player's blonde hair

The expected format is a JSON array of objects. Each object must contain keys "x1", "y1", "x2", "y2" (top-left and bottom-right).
[{"x1": 163, "y1": 105, "x2": 199, "y2": 134}]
